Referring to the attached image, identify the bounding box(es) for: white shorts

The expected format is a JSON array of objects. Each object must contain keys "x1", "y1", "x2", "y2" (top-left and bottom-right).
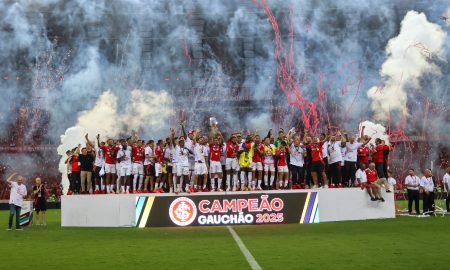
[
  {"x1": 155, "y1": 163, "x2": 162, "y2": 177},
  {"x1": 120, "y1": 165, "x2": 132, "y2": 176},
  {"x1": 278, "y1": 165, "x2": 289, "y2": 173},
  {"x1": 210, "y1": 161, "x2": 222, "y2": 174},
  {"x1": 226, "y1": 158, "x2": 240, "y2": 171},
  {"x1": 177, "y1": 165, "x2": 190, "y2": 176},
  {"x1": 251, "y1": 162, "x2": 263, "y2": 171},
  {"x1": 132, "y1": 163, "x2": 144, "y2": 175},
  {"x1": 105, "y1": 163, "x2": 116, "y2": 174},
  {"x1": 195, "y1": 163, "x2": 208, "y2": 175},
  {"x1": 264, "y1": 163, "x2": 275, "y2": 172}
]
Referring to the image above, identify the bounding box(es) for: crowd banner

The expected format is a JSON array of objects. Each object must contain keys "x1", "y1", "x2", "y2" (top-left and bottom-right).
[{"x1": 135, "y1": 192, "x2": 319, "y2": 228}]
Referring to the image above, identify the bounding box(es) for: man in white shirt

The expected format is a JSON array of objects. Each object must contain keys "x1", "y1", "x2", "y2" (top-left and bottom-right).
[
  {"x1": 420, "y1": 169, "x2": 435, "y2": 215},
  {"x1": 193, "y1": 130, "x2": 208, "y2": 192},
  {"x1": 343, "y1": 132, "x2": 367, "y2": 187},
  {"x1": 143, "y1": 140, "x2": 156, "y2": 192},
  {"x1": 405, "y1": 169, "x2": 420, "y2": 215},
  {"x1": 289, "y1": 137, "x2": 305, "y2": 189},
  {"x1": 387, "y1": 170, "x2": 397, "y2": 192},
  {"x1": 175, "y1": 136, "x2": 192, "y2": 193},
  {"x1": 443, "y1": 167, "x2": 450, "y2": 213},
  {"x1": 117, "y1": 139, "x2": 133, "y2": 193},
  {"x1": 6, "y1": 173, "x2": 27, "y2": 230},
  {"x1": 355, "y1": 163, "x2": 367, "y2": 186},
  {"x1": 327, "y1": 134, "x2": 345, "y2": 187}
]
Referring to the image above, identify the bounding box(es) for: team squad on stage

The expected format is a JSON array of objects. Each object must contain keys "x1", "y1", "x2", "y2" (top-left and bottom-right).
[{"x1": 63, "y1": 120, "x2": 412, "y2": 202}]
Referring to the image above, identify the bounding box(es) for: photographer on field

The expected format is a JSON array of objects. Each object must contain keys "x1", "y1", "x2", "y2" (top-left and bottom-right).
[{"x1": 33, "y1": 178, "x2": 47, "y2": 226}]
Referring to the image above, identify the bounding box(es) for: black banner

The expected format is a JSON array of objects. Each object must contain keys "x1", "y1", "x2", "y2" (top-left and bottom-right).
[{"x1": 135, "y1": 192, "x2": 319, "y2": 227}]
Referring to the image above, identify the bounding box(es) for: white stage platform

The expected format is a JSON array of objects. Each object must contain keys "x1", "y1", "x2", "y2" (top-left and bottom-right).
[{"x1": 61, "y1": 188, "x2": 395, "y2": 227}]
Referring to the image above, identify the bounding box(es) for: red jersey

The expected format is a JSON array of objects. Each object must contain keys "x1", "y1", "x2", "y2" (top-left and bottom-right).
[
  {"x1": 132, "y1": 146, "x2": 145, "y2": 164},
  {"x1": 306, "y1": 142, "x2": 324, "y2": 162},
  {"x1": 101, "y1": 145, "x2": 119, "y2": 164},
  {"x1": 252, "y1": 143, "x2": 264, "y2": 163},
  {"x1": 226, "y1": 140, "x2": 238, "y2": 158},
  {"x1": 209, "y1": 143, "x2": 222, "y2": 162},
  {"x1": 71, "y1": 155, "x2": 80, "y2": 172},
  {"x1": 155, "y1": 146, "x2": 164, "y2": 163},
  {"x1": 372, "y1": 144, "x2": 389, "y2": 163},
  {"x1": 276, "y1": 147, "x2": 287, "y2": 166},
  {"x1": 365, "y1": 168, "x2": 378, "y2": 183},
  {"x1": 357, "y1": 146, "x2": 369, "y2": 164}
]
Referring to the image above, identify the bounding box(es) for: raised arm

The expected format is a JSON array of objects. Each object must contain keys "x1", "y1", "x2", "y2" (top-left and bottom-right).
[
  {"x1": 194, "y1": 128, "x2": 201, "y2": 144},
  {"x1": 96, "y1": 134, "x2": 101, "y2": 148},
  {"x1": 85, "y1": 133, "x2": 94, "y2": 148},
  {"x1": 180, "y1": 121, "x2": 187, "y2": 139},
  {"x1": 6, "y1": 172, "x2": 18, "y2": 183}
]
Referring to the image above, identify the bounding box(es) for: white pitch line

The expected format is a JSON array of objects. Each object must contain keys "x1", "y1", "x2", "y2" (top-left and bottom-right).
[{"x1": 227, "y1": 226, "x2": 262, "y2": 270}]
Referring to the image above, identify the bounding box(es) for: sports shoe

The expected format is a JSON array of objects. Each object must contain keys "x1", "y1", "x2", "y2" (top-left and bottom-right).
[
  {"x1": 226, "y1": 187, "x2": 231, "y2": 192},
  {"x1": 324, "y1": 185, "x2": 329, "y2": 188},
  {"x1": 386, "y1": 189, "x2": 392, "y2": 193},
  {"x1": 371, "y1": 197, "x2": 377, "y2": 201},
  {"x1": 102, "y1": 190, "x2": 107, "y2": 194},
  {"x1": 94, "y1": 190, "x2": 100, "y2": 195},
  {"x1": 218, "y1": 188, "x2": 224, "y2": 192},
  {"x1": 202, "y1": 188, "x2": 208, "y2": 192},
  {"x1": 312, "y1": 185, "x2": 318, "y2": 188},
  {"x1": 16, "y1": 227, "x2": 23, "y2": 231},
  {"x1": 379, "y1": 197, "x2": 385, "y2": 202},
  {"x1": 143, "y1": 189, "x2": 148, "y2": 193},
  {"x1": 6, "y1": 228, "x2": 12, "y2": 231},
  {"x1": 67, "y1": 190, "x2": 73, "y2": 195},
  {"x1": 257, "y1": 186, "x2": 262, "y2": 191},
  {"x1": 169, "y1": 187, "x2": 173, "y2": 193}
]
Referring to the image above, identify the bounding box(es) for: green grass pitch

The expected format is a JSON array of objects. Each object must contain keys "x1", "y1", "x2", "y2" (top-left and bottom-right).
[{"x1": 1, "y1": 207, "x2": 449, "y2": 270}]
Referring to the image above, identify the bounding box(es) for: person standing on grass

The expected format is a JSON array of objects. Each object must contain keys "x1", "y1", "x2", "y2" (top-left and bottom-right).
[
  {"x1": 6, "y1": 173, "x2": 27, "y2": 230},
  {"x1": 404, "y1": 169, "x2": 420, "y2": 215},
  {"x1": 419, "y1": 169, "x2": 435, "y2": 216},
  {"x1": 32, "y1": 178, "x2": 47, "y2": 226},
  {"x1": 444, "y1": 167, "x2": 450, "y2": 213}
]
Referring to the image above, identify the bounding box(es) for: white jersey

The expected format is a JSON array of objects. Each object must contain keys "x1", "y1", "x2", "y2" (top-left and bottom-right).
[
  {"x1": 9, "y1": 182, "x2": 27, "y2": 206},
  {"x1": 185, "y1": 137, "x2": 195, "y2": 159},
  {"x1": 194, "y1": 143, "x2": 206, "y2": 163},
  {"x1": 94, "y1": 146, "x2": 105, "y2": 167},
  {"x1": 327, "y1": 141, "x2": 343, "y2": 164},
  {"x1": 289, "y1": 143, "x2": 305, "y2": 167},
  {"x1": 444, "y1": 173, "x2": 450, "y2": 192},
  {"x1": 175, "y1": 145, "x2": 190, "y2": 166},
  {"x1": 117, "y1": 146, "x2": 132, "y2": 167},
  {"x1": 164, "y1": 147, "x2": 173, "y2": 166},
  {"x1": 419, "y1": 176, "x2": 434, "y2": 192},
  {"x1": 322, "y1": 141, "x2": 329, "y2": 159},
  {"x1": 144, "y1": 146, "x2": 154, "y2": 166},
  {"x1": 171, "y1": 145, "x2": 179, "y2": 164},
  {"x1": 388, "y1": 177, "x2": 396, "y2": 187},
  {"x1": 355, "y1": 169, "x2": 367, "y2": 183},
  {"x1": 344, "y1": 142, "x2": 362, "y2": 162},
  {"x1": 405, "y1": 175, "x2": 420, "y2": 190}
]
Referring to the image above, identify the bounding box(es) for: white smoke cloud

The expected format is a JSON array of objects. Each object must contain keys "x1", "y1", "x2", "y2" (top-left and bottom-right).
[
  {"x1": 57, "y1": 89, "x2": 172, "y2": 193},
  {"x1": 367, "y1": 11, "x2": 447, "y2": 121},
  {"x1": 359, "y1": 121, "x2": 389, "y2": 145}
]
